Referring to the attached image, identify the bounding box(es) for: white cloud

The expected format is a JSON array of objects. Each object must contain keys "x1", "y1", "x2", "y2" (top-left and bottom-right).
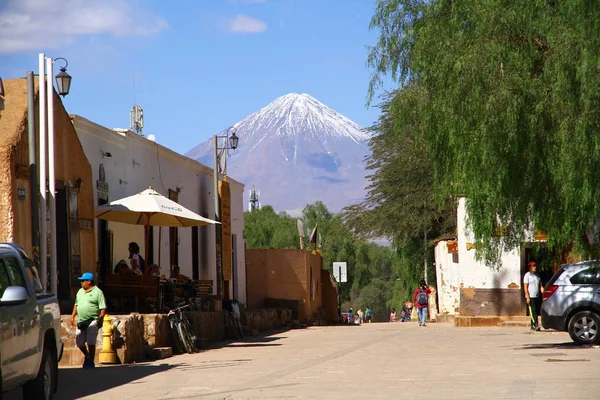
[
  {"x1": 0, "y1": 0, "x2": 168, "y2": 54},
  {"x1": 228, "y1": 14, "x2": 267, "y2": 34}
]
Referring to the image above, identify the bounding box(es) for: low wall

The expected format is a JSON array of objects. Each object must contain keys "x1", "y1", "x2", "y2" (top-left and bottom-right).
[
  {"x1": 459, "y1": 288, "x2": 525, "y2": 316},
  {"x1": 243, "y1": 309, "x2": 291, "y2": 333},
  {"x1": 60, "y1": 308, "x2": 291, "y2": 366}
]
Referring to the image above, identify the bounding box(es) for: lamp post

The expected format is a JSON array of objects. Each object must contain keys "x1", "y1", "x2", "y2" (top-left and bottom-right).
[
  {"x1": 36, "y1": 53, "x2": 72, "y2": 293},
  {"x1": 213, "y1": 126, "x2": 239, "y2": 298}
]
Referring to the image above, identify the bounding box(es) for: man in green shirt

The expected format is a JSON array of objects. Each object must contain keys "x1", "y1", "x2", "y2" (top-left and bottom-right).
[{"x1": 71, "y1": 272, "x2": 107, "y2": 369}]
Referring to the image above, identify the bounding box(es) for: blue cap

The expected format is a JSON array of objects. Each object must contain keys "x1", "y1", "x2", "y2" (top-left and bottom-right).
[{"x1": 78, "y1": 272, "x2": 94, "y2": 281}]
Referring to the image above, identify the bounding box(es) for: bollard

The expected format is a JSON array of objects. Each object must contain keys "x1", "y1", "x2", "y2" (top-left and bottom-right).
[{"x1": 99, "y1": 314, "x2": 118, "y2": 364}]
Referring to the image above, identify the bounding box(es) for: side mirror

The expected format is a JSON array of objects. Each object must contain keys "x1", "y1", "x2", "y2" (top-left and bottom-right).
[{"x1": 0, "y1": 286, "x2": 29, "y2": 305}]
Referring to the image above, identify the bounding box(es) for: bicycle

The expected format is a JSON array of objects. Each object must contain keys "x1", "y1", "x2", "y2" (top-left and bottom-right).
[
  {"x1": 166, "y1": 304, "x2": 198, "y2": 353},
  {"x1": 224, "y1": 300, "x2": 244, "y2": 339}
]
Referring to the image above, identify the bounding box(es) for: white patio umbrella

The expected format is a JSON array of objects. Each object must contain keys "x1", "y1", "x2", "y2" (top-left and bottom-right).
[{"x1": 94, "y1": 187, "x2": 218, "y2": 271}]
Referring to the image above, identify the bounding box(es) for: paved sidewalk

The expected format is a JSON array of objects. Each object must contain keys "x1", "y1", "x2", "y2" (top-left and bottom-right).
[{"x1": 6, "y1": 322, "x2": 599, "y2": 399}]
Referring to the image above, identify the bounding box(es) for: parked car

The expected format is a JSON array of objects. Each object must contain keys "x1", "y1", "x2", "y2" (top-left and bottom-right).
[
  {"x1": 541, "y1": 260, "x2": 600, "y2": 345},
  {"x1": 0, "y1": 243, "x2": 63, "y2": 399}
]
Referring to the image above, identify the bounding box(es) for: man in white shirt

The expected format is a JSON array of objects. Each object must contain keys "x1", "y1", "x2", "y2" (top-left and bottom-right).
[{"x1": 523, "y1": 261, "x2": 544, "y2": 331}]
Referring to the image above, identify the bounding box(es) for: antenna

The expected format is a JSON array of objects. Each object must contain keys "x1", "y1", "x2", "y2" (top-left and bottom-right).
[
  {"x1": 249, "y1": 187, "x2": 261, "y2": 211},
  {"x1": 130, "y1": 105, "x2": 144, "y2": 136}
]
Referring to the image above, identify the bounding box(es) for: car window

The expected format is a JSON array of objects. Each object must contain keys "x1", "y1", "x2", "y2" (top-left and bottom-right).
[
  {"x1": 3, "y1": 256, "x2": 26, "y2": 288},
  {"x1": 26, "y1": 266, "x2": 45, "y2": 294},
  {"x1": 0, "y1": 260, "x2": 12, "y2": 298},
  {"x1": 570, "y1": 267, "x2": 600, "y2": 285},
  {"x1": 547, "y1": 267, "x2": 565, "y2": 286}
]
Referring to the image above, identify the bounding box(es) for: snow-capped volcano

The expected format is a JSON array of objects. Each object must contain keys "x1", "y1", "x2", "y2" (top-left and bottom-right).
[{"x1": 185, "y1": 93, "x2": 371, "y2": 213}]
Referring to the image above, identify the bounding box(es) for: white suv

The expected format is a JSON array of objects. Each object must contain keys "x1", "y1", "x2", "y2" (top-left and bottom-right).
[{"x1": 541, "y1": 260, "x2": 600, "y2": 345}]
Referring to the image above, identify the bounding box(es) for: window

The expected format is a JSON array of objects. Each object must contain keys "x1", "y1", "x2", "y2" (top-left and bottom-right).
[
  {"x1": 3, "y1": 257, "x2": 26, "y2": 288},
  {"x1": 0, "y1": 260, "x2": 11, "y2": 298},
  {"x1": 26, "y1": 266, "x2": 44, "y2": 294},
  {"x1": 570, "y1": 267, "x2": 600, "y2": 285}
]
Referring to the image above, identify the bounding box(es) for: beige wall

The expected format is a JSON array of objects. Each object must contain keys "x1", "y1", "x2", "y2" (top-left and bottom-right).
[
  {"x1": 246, "y1": 249, "x2": 329, "y2": 322},
  {"x1": 72, "y1": 116, "x2": 246, "y2": 302}
]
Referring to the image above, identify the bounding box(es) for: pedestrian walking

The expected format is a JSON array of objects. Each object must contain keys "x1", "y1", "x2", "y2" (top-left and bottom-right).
[
  {"x1": 357, "y1": 308, "x2": 364, "y2": 324},
  {"x1": 523, "y1": 261, "x2": 544, "y2": 331},
  {"x1": 413, "y1": 280, "x2": 432, "y2": 326},
  {"x1": 365, "y1": 306, "x2": 373, "y2": 323},
  {"x1": 71, "y1": 272, "x2": 107, "y2": 369}
]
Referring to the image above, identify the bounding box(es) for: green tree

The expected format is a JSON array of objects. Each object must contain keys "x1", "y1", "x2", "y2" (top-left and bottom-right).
[
  {"x1": 245, "y1": 202, "x2": 416, "y2": 314},
  {"x1": 368, "y1": 0, "x2": 600, "y2": 263},
  {"x1": 244, "y1": 206, "x2": 299, "y2": 249}
]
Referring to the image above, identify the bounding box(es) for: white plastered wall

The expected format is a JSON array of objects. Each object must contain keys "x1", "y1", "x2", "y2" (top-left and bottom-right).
[{"x1": 72, "y1": 115, "x2": 246, "y2": 302}]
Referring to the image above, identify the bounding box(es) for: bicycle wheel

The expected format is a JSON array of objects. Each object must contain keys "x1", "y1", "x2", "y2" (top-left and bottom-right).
[
  {"x1": 176, "y1": 321, "x2": 194, "y2": 353},
  {"x1": 181, "y1": 320, "x2": 198, "y2": 352},
  {"x1": 234, "y1": 316, "x2": 244, "y2": 339},
  {"x1": 168, "y1": 316, "x2": 184, "y2": 354},
  {"x1": 228, "y1": 312, "x2": 241, "y2": 339}
]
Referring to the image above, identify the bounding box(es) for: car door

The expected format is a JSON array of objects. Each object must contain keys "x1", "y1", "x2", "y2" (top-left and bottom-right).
[
  {"x1": 3, "y1": 255, "x2": 40, "y2": 380},
  {"x1": 0, "y1": 257, "x2": 25, "y2": 388}
]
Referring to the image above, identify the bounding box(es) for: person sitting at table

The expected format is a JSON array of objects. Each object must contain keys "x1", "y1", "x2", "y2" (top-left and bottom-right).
[
  {"x1": 114, "y1": 259, "x2": 133, "y2": 274},
  {"x1": 148, "y1": 264, "x2": 161, "y2": 277},
  {"x1": 128, "y1": 242, "x2": 146, "y2": 275},
  {"x1": 170, "y1": 265, "x2": 191, "y2": 282}
]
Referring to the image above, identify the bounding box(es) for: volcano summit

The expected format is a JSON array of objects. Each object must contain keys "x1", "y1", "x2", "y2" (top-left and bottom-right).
[{"x1": 185, "y1": 93, "x2": 371, "y2": 214}]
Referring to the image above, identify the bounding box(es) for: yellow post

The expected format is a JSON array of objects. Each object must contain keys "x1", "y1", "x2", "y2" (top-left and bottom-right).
[{"x1": 99, "y1": 315, "x2": 117, "y2": 364}]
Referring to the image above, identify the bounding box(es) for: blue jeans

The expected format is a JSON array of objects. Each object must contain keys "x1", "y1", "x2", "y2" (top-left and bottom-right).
[{"x1": 418, "y1": 307, "x2": 428, "y2": 325}]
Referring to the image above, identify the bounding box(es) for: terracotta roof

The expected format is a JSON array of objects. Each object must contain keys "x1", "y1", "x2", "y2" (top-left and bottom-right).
[{"x1": 0, "y1": 78, "x2": 31, "y2": 148}]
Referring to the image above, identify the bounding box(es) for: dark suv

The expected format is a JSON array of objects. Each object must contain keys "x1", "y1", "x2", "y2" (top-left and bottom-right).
[{"x1": 541, "y1": 260, "x2": 600, "y2": 345}]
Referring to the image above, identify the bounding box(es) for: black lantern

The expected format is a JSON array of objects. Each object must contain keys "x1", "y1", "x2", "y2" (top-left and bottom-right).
[
  {"x1": 229, "y1": 132, "x2": 239, "y2": 150},
  {"x1": 55, "y1": 67, "x2": 71, "y2": 97}
]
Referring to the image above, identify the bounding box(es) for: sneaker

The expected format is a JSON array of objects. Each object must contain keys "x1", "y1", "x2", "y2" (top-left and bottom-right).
[
  {"x1": 419, "y1": 323, "x2": 422, "y2": 326},
  {"x1": 422, "y1": 324, "x2": 427, "y2": 327}
]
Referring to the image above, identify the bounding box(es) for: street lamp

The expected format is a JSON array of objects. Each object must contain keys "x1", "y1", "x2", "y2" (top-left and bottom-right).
[
  {"x1": 213, "y1": 126, "x2": 240, "y2": 298},
  {"x1": 36, "y1": 54, "x2": 72, "y2": 294},
  {"x1": 53, "y1": 58, "x2": 72, "y2": 97}
]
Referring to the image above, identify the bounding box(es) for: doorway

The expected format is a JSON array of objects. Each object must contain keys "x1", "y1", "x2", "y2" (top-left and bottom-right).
[
  {"x1": 192, "y1": 226, "x2": 199, "y2": 280},
  {"x1": 98, "y1": 197, "x2": 110, "y2": 286},
  {"x1": 56, "y1": 189, "x2": 71, "y2": 309},
  {"x1": 232, "y1": 234, "x2": 238, "y2": 300},
  {"x1": 168, "y1": 190, "x2": 179, "y2": 273}
]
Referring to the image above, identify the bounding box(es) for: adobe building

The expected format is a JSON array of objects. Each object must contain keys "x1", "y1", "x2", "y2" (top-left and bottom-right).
[
  {"x1": 435, "y1": 198, "x2": 545, "y2": 318},
  {"x1": 246, "y1": 249, "x2": 338, "y2": 323},
  {"x1": 0, "y1": 78, "x2": 95, "y2": 308}
]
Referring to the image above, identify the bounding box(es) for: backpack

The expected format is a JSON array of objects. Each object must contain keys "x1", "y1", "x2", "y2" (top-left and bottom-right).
[{"x1": 417, "y1": 288, "x2": 428, "y2": 306}]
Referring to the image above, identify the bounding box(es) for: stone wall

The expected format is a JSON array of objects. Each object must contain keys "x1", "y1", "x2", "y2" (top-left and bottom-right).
[{"x1": 60, "y1": 308, "x2": 291, "y2": 366}]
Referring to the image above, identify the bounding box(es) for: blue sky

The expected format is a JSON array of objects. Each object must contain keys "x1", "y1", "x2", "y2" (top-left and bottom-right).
[{"x1": 0, "y1": 0, "x2": 393, "y2": 155}]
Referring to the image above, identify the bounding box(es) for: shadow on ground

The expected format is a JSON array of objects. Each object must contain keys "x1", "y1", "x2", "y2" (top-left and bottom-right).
[
  {"x1": 4, "y1": 363, "x2": 175, "y2": 400},
  {"x1": 207, "y1": 329, "x2": 289, "y2": 351},
  {"x1": 516, "y1": 342, "x2": 595, "y2": 350}
]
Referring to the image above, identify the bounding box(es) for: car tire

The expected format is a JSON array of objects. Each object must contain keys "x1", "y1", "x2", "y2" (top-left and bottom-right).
[
  {"x1": 568, "y1": 311, "x2": 600, "y2": 345},
  {"x1": 23, "y1": 347, "x2": 56, "y2": 400}
]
